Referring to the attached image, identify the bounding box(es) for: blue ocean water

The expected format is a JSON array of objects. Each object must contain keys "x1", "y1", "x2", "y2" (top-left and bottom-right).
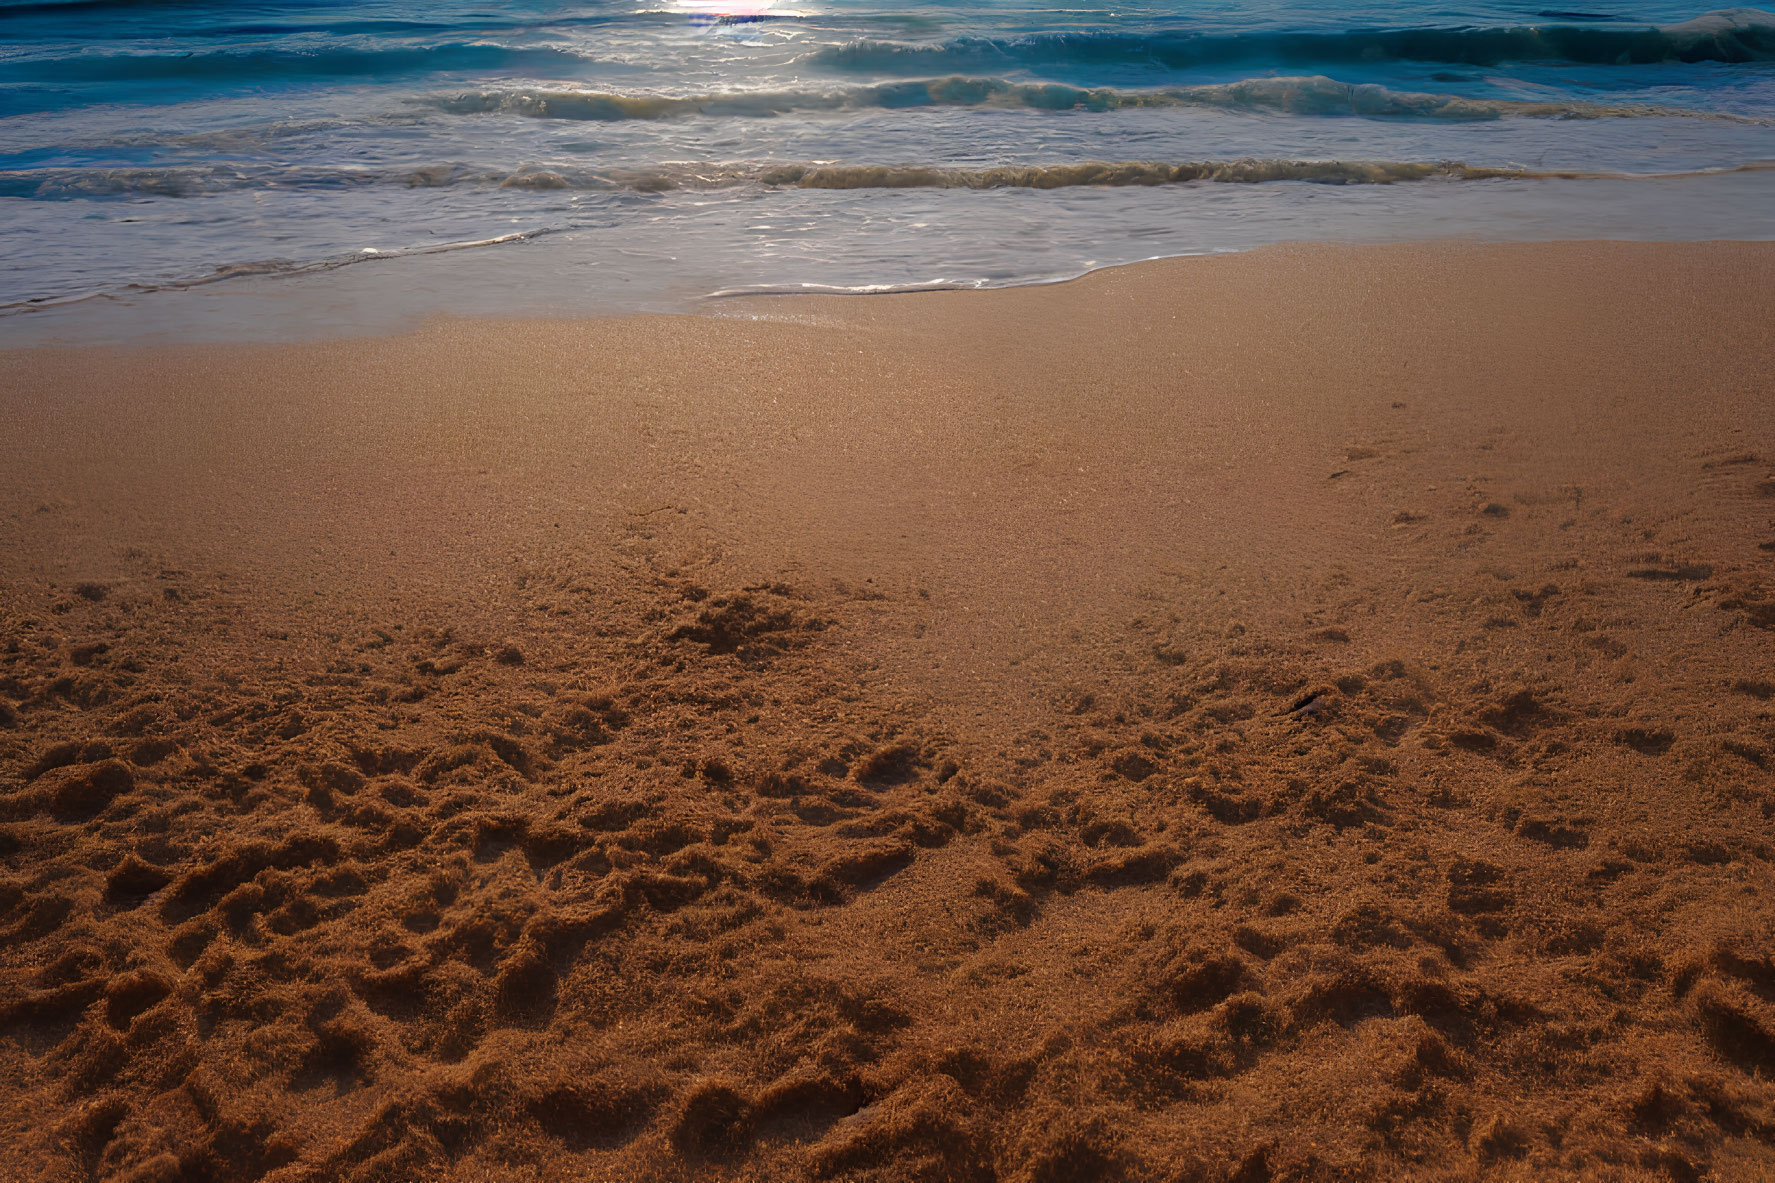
[{"x1": 2, "y1": 0, "x2": 1773, "y2": 336}]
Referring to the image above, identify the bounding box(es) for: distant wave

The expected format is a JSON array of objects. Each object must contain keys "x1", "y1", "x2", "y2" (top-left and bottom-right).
[
  {"x1": 0, "y1": 42, "x2": 592, "y2": 85},
  {"x1": 7, "y1": 158, "x2": 1771, "y2": 199},
  {"x1": 435, "y1": 75, "x2": 1762, "y2": 123},
  {"x1": 0, "y1": 0, "x2": 249, "y2": 12},
  {"x1": 0, "y1": 5, "x2": 673, "y2": 38},
  {"x1": 800, "y1": 8, "x2": 1775, "y2": 71},
  {"x1": 5, "y1": 9, "x2": 1769, "y2": 92}
]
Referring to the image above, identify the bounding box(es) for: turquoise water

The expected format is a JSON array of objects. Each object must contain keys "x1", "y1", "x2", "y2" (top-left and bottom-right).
[{"x1": 2, "y1": 0, "x2": 1773, "y2": 335}]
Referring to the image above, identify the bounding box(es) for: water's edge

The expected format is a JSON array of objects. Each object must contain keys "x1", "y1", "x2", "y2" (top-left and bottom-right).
[{"x1": 6, "y1": 231, "x2": 1773, "y2": 350}]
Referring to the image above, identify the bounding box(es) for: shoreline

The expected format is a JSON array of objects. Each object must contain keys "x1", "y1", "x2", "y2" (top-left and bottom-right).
[
  {"x1": 3, "y1": 239, "x2": 1774, "y2": 1181},
  {"x1": 6, "y1": 197, "x2": 1775, "y2": 348}
]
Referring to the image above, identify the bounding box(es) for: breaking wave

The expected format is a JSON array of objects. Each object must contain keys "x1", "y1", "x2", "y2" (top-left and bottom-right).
[
  {"x1": 739, "y1": 158, "x2": 1775, "y2": 188},
  {"x1": 433, "y1": 74, "x2": 1763, "y2": 124},
  {"x1": 7, "y1": 158, "x2": 1772, "y2": 200}
]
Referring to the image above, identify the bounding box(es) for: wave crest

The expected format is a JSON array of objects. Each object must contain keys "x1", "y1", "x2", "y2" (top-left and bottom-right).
[
  {"x1": 433, "y1": 75, "x2": 1760, "y2": 124},
  {"x1": 7, "y1": 158, "x2": 1772, "y2": 200}
]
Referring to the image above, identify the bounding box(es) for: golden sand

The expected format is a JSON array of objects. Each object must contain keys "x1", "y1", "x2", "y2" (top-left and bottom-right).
[{"x1": 2, "y1": 240, "x2": 1773, "y2": 1181}]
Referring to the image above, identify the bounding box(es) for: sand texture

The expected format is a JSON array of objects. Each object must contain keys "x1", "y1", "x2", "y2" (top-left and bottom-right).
[{"x1": 1, "y1": 241, "x2": 1774, "y2": 1181}]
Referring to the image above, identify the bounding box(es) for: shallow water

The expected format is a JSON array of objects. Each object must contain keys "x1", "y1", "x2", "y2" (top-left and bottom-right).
[{"x1": 2, "y1": 0, "x2": 1773, "y2": 338}]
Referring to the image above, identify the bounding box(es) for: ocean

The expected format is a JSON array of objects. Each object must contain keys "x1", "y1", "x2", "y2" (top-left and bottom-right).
[{"x1": 2, "y1": 0, "x2": 1773, "y2": 338}]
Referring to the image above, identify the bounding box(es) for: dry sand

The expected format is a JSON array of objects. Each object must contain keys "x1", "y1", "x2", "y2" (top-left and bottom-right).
[{"x1": 1, "y1": 240, "x2": 1773, "y2": 1182}]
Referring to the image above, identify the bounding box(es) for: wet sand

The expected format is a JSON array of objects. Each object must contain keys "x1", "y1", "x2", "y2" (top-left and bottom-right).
[{"x1": 2, "y1": 240, "x2": 1773, "y2": 1182}]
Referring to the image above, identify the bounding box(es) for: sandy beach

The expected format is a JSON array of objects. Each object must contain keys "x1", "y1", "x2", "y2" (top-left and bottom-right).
[{"x1": 2, "y1": 239, "x2": 1773, "y2": 1181}]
